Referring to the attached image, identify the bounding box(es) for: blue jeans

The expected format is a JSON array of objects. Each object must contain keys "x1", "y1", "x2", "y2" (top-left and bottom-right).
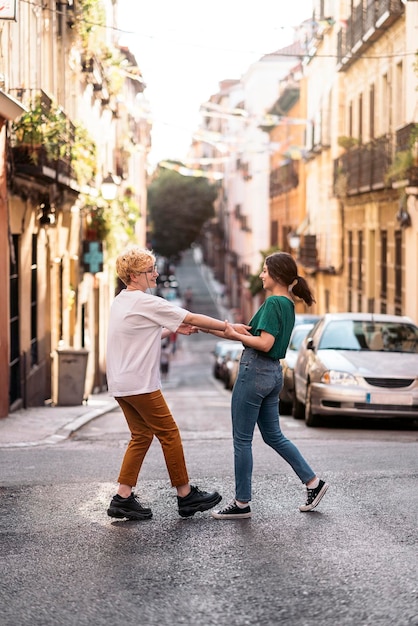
[{"x1": 231, "y1": 348, "x2": 316, "y2": 502}]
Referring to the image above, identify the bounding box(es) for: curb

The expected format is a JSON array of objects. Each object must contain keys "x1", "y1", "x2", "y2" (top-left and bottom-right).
[{"x1": 0, "y1": 399, "x2": 118, "y2": 449}]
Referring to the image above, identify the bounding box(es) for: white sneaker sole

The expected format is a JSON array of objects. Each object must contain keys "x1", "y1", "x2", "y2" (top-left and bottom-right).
[{"x1": 299, "y1": 482, "x2": 329, "y2": 512}]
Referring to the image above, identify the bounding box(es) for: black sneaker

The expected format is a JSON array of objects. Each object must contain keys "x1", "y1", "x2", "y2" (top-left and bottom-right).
[
  {"x1": 299, "y1": 479, "x2": 329, "y2": 512},
  {"x1": 211, "y1": 500, "x2": 252, "y2": 519},
  {"x1": 177, "y1": 485, "x2": 222, "y2": 518},
  {"x1": 107, "y1": 493, "x2": 153, "y2": 520}
]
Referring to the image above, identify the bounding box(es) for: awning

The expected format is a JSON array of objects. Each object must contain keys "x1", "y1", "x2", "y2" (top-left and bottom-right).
[{"x1": 0, "y1": 90, "x2": 27, "y2": 121}]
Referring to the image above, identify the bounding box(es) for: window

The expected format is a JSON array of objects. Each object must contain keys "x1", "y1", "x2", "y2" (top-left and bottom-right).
[
  {"x1": 380, "y1": 230, "x2": 387, "y2": 305},
  {"x1": 394, "y1": 62, "x2": 403, "y2": 128},
  {"x1": 357, "y1": 230, "x2": 363, "y2": 291},
  {"x1": 30, "y1": 234, "x2": 38, "y2": 367},
  {"x1": 348, "y1": 230, "x2": 353, "y2": 288},
  {"x1": 382, "y1": 74, "x2": 389, "y2": 134},
  {"x1": 9, "y1": 235, "x2": 20, "y2": 405},
  {"x1": 348, "y1": 101, "x2": 353, "y2": 137},
  {"x1": 369, "y1": 84, "x2": 375, "y2": 140},
  {"x1": 394, "y1": 230, "x2": 402, "y2": 312},
  {"x1": 271, "y1": 220, "x2": 278, "y2": 248}
]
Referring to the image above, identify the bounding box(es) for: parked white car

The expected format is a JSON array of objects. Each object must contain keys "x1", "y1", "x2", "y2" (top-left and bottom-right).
[
  {"x1": 293, "y1": 313, "x2": 418, "y2": 426},
  {"x1": 279, "y1": 323, "x2": 315, "y2": 414}
]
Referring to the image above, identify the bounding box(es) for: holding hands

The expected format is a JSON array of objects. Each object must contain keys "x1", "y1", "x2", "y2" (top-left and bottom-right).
[
  {"x1": 231, "y1": 322, "x2": 252, "y2": 336},
  {"x1": 177, "y1": 323, "x2": 198, "y2": 335}
]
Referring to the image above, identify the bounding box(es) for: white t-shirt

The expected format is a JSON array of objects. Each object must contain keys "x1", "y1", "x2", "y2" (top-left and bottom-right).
[{"x1": 106, "y1": 290, "x2": 188, "y2": 396}]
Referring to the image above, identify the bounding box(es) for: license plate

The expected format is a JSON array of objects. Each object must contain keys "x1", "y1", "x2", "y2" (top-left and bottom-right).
[{"x1": 366, "y1": 393, "x2": 413, "y2": 405}]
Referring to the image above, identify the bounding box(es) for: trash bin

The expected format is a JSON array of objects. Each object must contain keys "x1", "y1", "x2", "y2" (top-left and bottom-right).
[{"x1": 54, "y1": 348, "x2": 89, "y2": 406}]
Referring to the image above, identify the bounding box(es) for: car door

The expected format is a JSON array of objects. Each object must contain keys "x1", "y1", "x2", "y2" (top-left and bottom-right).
[{"x1": 294, "y1": 319, "x2": 324, "y2": 403}]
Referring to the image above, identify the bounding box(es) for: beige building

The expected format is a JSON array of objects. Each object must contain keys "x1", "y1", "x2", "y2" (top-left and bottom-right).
[
  {"x1": 301, "y1": 0, "x2": 418, "y2": 319},
  {"x1": 0, "y1": 1, "x2": 150, "y2": 418},
  {"x1": 197, "y1": 1, "x2": 418, "y2": 325}
]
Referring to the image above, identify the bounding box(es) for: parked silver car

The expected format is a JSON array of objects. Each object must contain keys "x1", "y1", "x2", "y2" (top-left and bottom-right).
[
  {"x1": 293, "y1": 313, "x2": 418, "y2": 426},
  {"x1": 279, "y1": 323, "x2": 315, "y2": 413},
  {"x1": 221, "y1": 345, "x2": 244, "y2": 390},
  {"x1": 212, "y1": 340, "x2": 242, "y2": 380}
]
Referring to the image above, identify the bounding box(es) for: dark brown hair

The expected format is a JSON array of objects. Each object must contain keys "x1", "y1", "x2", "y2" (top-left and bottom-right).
[{"x1": 265, "y1": 252, "x2": 315, "y2": 306}]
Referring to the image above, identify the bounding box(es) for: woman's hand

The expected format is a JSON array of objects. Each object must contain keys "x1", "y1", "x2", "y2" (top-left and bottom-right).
[
  {"x1": 176, "y1": 323, "x2": 198, "y2": 335},
  {"x1": 223, "y1": 321, "x2": 238, "y2": 340},
  {"x1": 232, "y1": 323, "x2": 252, "y2": 336}
]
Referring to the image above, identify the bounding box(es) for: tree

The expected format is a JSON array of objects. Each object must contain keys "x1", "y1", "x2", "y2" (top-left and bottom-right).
[{"x1": 148, "y1": 166, "x2": 217, "y2": 257}]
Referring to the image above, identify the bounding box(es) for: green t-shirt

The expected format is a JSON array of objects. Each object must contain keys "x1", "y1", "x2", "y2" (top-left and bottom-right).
[{"x1": 249, "y1": 295, "x2": 295, "y2": 360}]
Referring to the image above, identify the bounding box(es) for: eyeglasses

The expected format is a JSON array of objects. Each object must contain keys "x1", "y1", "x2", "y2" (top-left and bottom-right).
[{"x1": 140, "y1": 264, "x2": 158, "y2": 274}]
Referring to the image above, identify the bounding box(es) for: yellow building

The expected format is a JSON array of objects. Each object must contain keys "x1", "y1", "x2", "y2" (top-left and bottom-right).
[
  {"x1": 0, "y1": 1, "x2": 150, "y2": 417},
  {"x1": 301, "y1": 0, "x2": 418, "y2": 319}
]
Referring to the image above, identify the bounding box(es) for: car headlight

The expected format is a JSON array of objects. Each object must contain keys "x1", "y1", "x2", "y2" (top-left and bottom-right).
[{"x1": 321, "y1": 370, "x2": 358, "y2": 385}]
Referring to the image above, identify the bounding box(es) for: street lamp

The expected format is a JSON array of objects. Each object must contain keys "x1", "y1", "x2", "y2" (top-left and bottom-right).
[
  {"x1": 287, "y1": 231, "x2": 301, "y2": 252},
  {"x1": 101, "y1": 172, "x2": 119, "y2": 201}
]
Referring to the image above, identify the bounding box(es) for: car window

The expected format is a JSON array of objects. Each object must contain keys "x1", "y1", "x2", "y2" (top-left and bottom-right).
[
  {"x1": 289, "y1": 326, "x2": 313, "y2": 351},
  {"x1": 360, "y1": 321, "x2": 418, "y2": 353},
  {"x1": 319, "y1": 320, "x2": 418, "y2": 353}
]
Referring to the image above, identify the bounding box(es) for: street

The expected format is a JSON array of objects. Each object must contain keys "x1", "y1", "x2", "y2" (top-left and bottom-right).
[{"x1": 1, "y1": 253, "x2": 418, "y2": 626}]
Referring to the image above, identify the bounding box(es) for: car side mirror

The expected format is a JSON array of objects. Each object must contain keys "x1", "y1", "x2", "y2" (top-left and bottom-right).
[{"x1": 306, "y1": 338, "x2": 314, "y2": 350}]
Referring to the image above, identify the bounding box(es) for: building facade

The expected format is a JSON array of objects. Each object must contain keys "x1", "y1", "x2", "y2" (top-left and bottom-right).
[
  {"x1": 0, "y1": 0, "x2": 150, "y2": 418},
  {"x1": 199, "y1": 1, "x2": 418, "y2": 325}
]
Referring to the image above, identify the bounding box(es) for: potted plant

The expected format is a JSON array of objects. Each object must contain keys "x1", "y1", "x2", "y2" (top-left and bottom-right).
[
  {"x1": 337, "y1": 136, "x2": 360, "y2": 150},
  {"x1": 11, "y1": 95, "x2": 70, "y2": 165}
]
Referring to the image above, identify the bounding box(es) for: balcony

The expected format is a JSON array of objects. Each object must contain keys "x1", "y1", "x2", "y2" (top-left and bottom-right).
[
  {"x1": 334, "y1": 135, "x2": 392, "y2": 195},
  {"x1": 299, "y1": 234, "x2": 318, "y2": 271},
  {"x1": 9, "y1": 89, "x2": 77, "y2": 188},
  {"x1": 337, "y1": 0, "x2": 404, "y2": 70},
  {"x1": 333, "y1": 125, "x2": 418, "y2": 196},
  {"x1": 269, "y1": 161, "x2": 299, "y2": 197}
]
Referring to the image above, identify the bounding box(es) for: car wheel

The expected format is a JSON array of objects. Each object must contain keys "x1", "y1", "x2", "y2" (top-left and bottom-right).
[
  {"x1": 292, "y1": 396, "x2": 305, "y2": 420},
  {"x1": 279, "y1": 400, "x2": 292, "y2": 415},
  {"x1": 305, "y1": 384, "x2": 320, "y2": 427}
]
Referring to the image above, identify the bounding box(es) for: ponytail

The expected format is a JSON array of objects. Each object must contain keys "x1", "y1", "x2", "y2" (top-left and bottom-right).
[
  {"x1": 290, "y1": 276, "x2": 316, "y2": 306},
  {"x1": 265, "y1": 252, "x2": 316, "y2": 306}
]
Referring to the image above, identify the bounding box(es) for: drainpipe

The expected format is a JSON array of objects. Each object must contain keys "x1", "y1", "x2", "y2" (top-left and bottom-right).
[{"x1": 0, "y1": 119, "x2": 9, "y2": 418}]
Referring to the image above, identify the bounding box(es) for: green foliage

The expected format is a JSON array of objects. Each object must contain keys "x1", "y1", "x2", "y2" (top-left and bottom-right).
[
  {"x1": 12, "y1": 97, "x2": 97, "y2": 186},
  {"x1": 386, "y1": 124, "x2": 418, "y2": 184},
  {"x1": 72, "y1": 123, "x2": 97, "y2": 186},
  {"x1": 147, "y1": 167, "x2": 217, "y2": 257},
  {"x1": 248, "y1": 246, "x2": 281, "y2": 296},
  {"x1": 11, "y1": 95, "x2": 70, "y2": 162},
  {"x1": 385, "y1": 150, "x2": 413, "y2": 184},
  {"x1": 337, "y1": 136, "x2": 360, "y2": 150},
  {"x1": 83, "y1": 187, "x2": 141, "y2": 256},
  {"x1": 76, "y1": 0, "x2": 106, "y2": 52}
]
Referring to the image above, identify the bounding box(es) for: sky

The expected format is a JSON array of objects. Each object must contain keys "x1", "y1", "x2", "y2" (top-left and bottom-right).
[{"x1": 117, "y1": 1, "x2": 313, "y2": 166}]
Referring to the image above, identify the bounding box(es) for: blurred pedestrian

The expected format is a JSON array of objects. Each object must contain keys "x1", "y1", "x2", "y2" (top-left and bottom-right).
[
  {"x1": 183, "y1": 286, "x2": 193, "y2": 309},
  {"x1": 106, "y1": 245, "x2": 250, "y2": 521},
  {"x1": 160, "y1": 342, "x2": 171, "y2": 379},
  {"x1": 209, "y1": 252, "x2": 329, "y2": 519},
  {"x1": 169, "y1": 331, "x2": 178, "y2": 354}
]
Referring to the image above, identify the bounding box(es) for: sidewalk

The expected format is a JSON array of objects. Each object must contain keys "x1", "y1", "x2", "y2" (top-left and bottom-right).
[
  {"x1": 0, "y1": 392, "x2": 118, "y2": 449},
  {"x1": 0, "y1": 249, "x2": 231, "y2": 449}
]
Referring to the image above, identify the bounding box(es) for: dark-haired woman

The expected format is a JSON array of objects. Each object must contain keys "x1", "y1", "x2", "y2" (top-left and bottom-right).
[{"x1": 211, "y1": 252, "x2": 329, "y2": 519}]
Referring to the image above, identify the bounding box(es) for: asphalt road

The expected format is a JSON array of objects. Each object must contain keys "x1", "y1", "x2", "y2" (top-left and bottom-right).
[{"x1": 1, "y1": 252, "x2": 417, "y2": 626}]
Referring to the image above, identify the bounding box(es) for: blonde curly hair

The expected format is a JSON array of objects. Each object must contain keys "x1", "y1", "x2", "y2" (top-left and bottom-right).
[{"x1": 116, "y1": 246, "x2": 156, "y2": 285}]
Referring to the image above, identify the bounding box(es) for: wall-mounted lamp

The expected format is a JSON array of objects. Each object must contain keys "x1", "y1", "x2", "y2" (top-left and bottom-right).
[
  {"x1": 38, "y1": 200, "x2": 56, "y2": 226},
  {"x1": 287, "y1": 231, "x2": 301, "y2": 251},
  {"x1": 396, "y1": 195, "x2": 411, "y2": 228},
  {"x1": 101, "y1": 172, "x2": 120, "y2": 201}
]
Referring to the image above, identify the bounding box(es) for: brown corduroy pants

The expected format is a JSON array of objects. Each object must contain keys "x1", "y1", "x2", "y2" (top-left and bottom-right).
[{"x1": 115, "y1": 390, "x2": 189, "y2": 488}]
